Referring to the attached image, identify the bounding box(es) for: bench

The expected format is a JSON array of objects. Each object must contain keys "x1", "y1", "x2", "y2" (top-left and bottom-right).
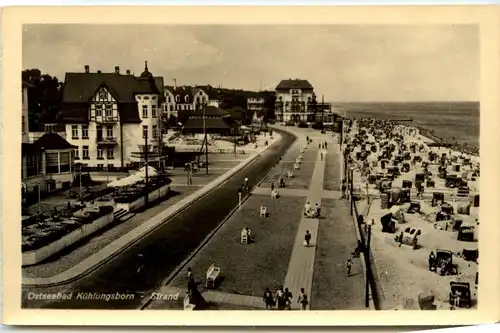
[
  {"x1": 271, "y1": 190, "x2": 279, "y2": 199},
  {"x1": 287, "y1": 171, "x2": 294, "y2": 178},
  {"x1": 260, "y1": 205, "x2": 267, "y2": 217},
  {"x1": 184, "y1": 294, "x2": 196, "y2": 310},
  {"x1": 205, "y1": 263, "x2": 220, "y2": 289}
]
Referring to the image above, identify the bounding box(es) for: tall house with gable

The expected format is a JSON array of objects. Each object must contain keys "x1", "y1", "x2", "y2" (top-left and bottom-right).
[{"x1": 59, "y1": 62, "x2": 164, "y2": 168}]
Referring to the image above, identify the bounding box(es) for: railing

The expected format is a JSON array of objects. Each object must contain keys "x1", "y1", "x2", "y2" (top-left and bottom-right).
[
  {"x1": 96, "y1": 137, "x2": 118, "y2": 144},
  {"x1": 95, "y1": 116, "x2": 118, "y2": 123}
]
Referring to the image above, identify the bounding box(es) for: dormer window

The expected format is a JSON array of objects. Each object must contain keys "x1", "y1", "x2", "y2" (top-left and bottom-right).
[
  {"x1": 184, "y1": 95, "x2": 189, "y2": 103},
  {"x1": 175, "y1": 95, "x2": 180, "y2": 103},
  {"x1": 99, "y1": 89, "x2": 108, "y2": 101}
]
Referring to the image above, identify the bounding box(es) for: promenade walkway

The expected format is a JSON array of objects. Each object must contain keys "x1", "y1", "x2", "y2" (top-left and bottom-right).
[{"x1": 283, "y1": 148, "x2": 325, "y2": 310}]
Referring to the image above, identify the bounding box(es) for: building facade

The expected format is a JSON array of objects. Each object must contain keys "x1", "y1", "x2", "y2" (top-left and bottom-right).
[
  {"x1": 22, "y1": 133, "x2": 76, "y2": 204},
  {"x1": 163, "y1": 85, "x2": 220, "y2": 120},
  {"x1": 60, "y1": 63, "x2": 164, "y2": 169},
  {"x1": 274, "y1": 79, "x2": 335, "y2": 124},
  {"x1": 247, "y1": 95, "x2": 265, "y2": 114}
]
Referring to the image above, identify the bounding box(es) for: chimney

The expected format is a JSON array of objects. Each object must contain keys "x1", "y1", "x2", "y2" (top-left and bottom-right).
[
  {"x1": 126, "y1": 69, "x2": 131, "y2": 75},
  {"x1": 85, "y1": 65, "x2": 90, "y2": 73},
  {"x1": 115, "y1": 66, "x2": 120, "y2": 74}
]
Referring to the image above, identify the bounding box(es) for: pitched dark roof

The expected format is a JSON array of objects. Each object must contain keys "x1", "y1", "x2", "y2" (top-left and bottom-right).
[
  {"x1": 182, "y1": 117, "x2": 237, "y2": 130},
  {"x1": 61, "y1": 70, "x2": 163, "y2": 123},
  {"x1": 165, "y1": 86, "x2": 195, "y2": 103},
  {"x1": 62, "y1": 73, "x2": 163, "y2": 103},
  {"x1": 22, "y1": 143, "x2": 42, "y2": 155},
  {"x1": 276, "y1": 79, "x2": 314, "y2": 91},
  {"x1": 33, "y1": 133, "x2": 76, "y2": 150}
]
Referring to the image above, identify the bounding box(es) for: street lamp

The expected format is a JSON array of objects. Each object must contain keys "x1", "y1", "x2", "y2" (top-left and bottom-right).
[{"x1": 364, "y1": 218, "x2": 374, "y2": 308}]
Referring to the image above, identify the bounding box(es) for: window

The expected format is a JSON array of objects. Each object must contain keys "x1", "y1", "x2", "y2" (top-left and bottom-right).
[
  {"x1": 97, "y1": 148, "x2": 104, "y2": 159},
  {"x1": 22, "y1": 116, "x2": 25, "y2": 133},
  {"x1": 107, "y1": 148, "x2": 114, "y2": 159},
  {"x1": 71, "y1": 125, "x2": 79, "y2": 138},
  {"x1": 152, "y1": 125, "x2": 157, "y2": 138},
  {"x1": 184, "y1": 95, "x2": 189, "y2": 103},
  {"x1": 95, "y1": 104, "x2": 102, "y2": 117},
  {"x1": 82, "y1": 126, "x2": 88, "y2": 138},
  {"x1": 152, "y1": 105, "x2": 157, "y2": 118},
  {"x1": 59, "y1": 152, "x2": 70, "y2": 173},
  {"x1": 99, "y1": 89, "x2": 107, "y2": 101},
  {"x1": 106, "y1": 126, "x2": 113, "y2": 138},
  {"x1": 170, "y1": 105, "x2": 174, "y2": 111},
  {"x1": 142, "y1": 125, "x2": 148, "y2": 138},
  {"x1": 167, "y1": 97, "x2": 171, "y2": 103},
  {"x1": 175, "y1": 95, "x2": 180, "y2": 102},
  {"x1": 45, "y1": 152, "x2": 59, "y2": 174},
  {"x1": 74, "y1": 147, "x2": 79, "y2": 159},
  {"x1": 142, "y1": 104, "x2": 148, "y2": 118},
  {"x1": 82, "y1": 145, "x2": 89, "y2": 159},
  {"x1": 105, "y1": 104, "x2": 113, "y2": 117},
  {"x1": 97, "y1": 164, "x2": 104, "y2": 169}
]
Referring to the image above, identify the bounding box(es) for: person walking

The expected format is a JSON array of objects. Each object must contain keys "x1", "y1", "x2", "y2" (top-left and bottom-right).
[
  {"x1": 346, "y1": 258, "x2": 352, "y2": 276},
  {"x1": 270, "y1": 182, "x2": 275, "y2": 192},
  {"x1": 304, "y1": 230, "x2": 311, "y2": 247},
  {"x1": 297, "y1": 288, "x2": 308, "y2": 310},
  {"x1": 315, "y1": 203, "x2": 321, "y2": 218},
  {"x1": 187, "y1": 267, "x2": 195, "y2": 293},
  {"x1": 276, "y1": 287, "x2": 285, "y2": 310},
  {"x1": 263, "y1": 288, "x2": 275, "y2": 310},
  {"x1": 320, "y1": 152, "x2": 323, "y2": 161},
  {"x1": 284, "y1": 288, "x2": 293, "y2": 310},
  {"x1": 325, "y1": 141, "x2": 328, "y2": 149}
]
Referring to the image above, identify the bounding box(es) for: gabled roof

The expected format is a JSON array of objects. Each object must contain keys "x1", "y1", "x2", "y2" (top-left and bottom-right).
[
  {"x1": 33, "y1": 133, "x2": 76, "y2": 150},
  {"x1": 61, "y1": 67, "x2": 163, "y2": 124},
  {"x1": 276, "y1": 79, "x2": 314, "y2": 91},
  {"x1": 195, "y1": 85, "x2": 221, "y2": 100}
]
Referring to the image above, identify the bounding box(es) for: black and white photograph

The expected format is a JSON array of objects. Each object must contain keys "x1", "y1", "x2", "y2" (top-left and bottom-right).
[{"x1": 2, "y1": 5, "x2": 500, "y2": 327}]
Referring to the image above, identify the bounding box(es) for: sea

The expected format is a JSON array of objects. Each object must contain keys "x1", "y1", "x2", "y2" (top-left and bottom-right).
[{"x1": 332, "y1": 102, "x2": 479, "y2": 149}]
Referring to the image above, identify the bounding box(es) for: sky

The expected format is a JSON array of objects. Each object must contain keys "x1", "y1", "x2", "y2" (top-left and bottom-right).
[{"x1": 23, "y1": 24, "x2": 479, "y2": 102}]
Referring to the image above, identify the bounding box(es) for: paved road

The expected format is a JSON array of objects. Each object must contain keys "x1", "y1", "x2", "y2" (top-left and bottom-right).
[{"x1": 22, "y1": 130, "x2": 296, "y2": 309}]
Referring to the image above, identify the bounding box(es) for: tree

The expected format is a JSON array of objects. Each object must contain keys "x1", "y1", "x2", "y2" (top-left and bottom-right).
[{"x1": 22, "y1": 69, "x2": 64, "y2": 130}]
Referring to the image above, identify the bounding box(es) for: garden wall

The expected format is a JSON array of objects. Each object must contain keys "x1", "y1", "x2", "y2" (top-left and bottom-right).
[
  {"x1": 22, "y1": 211, "x2": 114, "y2": 266},
  {"x1": 115, "y1": 184, "x2": 171, "y2": 213}
]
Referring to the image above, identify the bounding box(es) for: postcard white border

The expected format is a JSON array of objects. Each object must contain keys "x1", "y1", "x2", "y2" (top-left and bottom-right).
[{"x1": 2, "y1": 5, "x2": 500, "y2": 326}]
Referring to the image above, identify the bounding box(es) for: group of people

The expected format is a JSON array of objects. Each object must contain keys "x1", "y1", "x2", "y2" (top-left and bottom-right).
[
  {"x1": 263, "y1": 286, "x2": 309, "y2": 310},
  {"x1": 304, "y1": 201, "x2": 321, "y2": 218}
]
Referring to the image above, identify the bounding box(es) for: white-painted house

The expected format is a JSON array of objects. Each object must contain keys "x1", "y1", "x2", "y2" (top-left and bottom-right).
[
  {"x1": 163, "y1": 84, "x2": 221, "y2": 120},
  {"x1": 60, "y1": 63, "x2": 164, "y2": 169}
]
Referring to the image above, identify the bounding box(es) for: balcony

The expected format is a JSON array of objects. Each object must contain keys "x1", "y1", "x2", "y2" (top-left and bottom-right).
[
  {"x1": 96, "y1": 136, "x2": 118, "y2": 145},
  {"x1": 95, "y1": 116, "x2": 118, "y2": 124}
]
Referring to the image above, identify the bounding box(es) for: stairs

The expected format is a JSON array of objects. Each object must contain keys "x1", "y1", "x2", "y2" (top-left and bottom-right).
[{"x1": 113, "y1": 208, "x2": 136, "y2": 223}]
